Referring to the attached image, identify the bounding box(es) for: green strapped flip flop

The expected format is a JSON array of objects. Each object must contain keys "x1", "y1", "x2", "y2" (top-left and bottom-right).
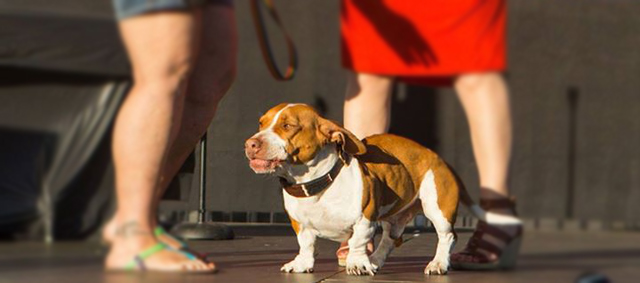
[
  {"x1": 123, "y1": 243, "x2": 167, "y2": 271},
  {"x1": 118, "y1": 242, "x2": 215, "y2": 273},
  {"x1": 154, "y1": 227, "x2": 207, "y2": 261}
]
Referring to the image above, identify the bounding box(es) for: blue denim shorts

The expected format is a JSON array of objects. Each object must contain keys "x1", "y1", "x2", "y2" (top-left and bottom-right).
[{"x1": 113, "y1": 0, "x2": 233, "y2": 19}]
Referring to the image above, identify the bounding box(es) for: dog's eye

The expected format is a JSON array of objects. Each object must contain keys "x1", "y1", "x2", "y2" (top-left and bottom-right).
[{"x1": 283, "y1": 124, "x2": 291, "y2": 130}]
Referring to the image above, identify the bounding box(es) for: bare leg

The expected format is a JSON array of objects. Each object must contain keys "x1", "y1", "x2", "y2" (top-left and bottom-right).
[
  {"x1": 158, "y1": 4, "x2": 237, "y2": 196},
  {"x1": 106, "y1": 9, "x2": 213, "y2": 271},
  {"x1": 152, "y1": 4, "x2": 237, "y2": 246},
  {"x1": 103, "y1": 4, "x2": 237, "y2": 251},
  {"x1": 450, "y1": 72, "x2": 522, "y2": 269},
  {"x1": 453, "y1": 72, "x2": 512, "y2": 200},
  {"x1": 344, "y1": 71, "x2": 394, "y2": 139},
  {"x1": 345, "y1": 71, "x2": 513, "y2": 199}
]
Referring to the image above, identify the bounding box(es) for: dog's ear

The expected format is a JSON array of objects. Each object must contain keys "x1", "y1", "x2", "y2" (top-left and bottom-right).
[{"x1": 318, "y1": 118, "x2": 367, "y2": 155}]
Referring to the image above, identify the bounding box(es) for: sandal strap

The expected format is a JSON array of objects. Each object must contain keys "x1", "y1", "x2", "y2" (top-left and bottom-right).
[
  {"x1": 124, "y1": 243, "x2": 167, "y2": 270},
  {"x1": 453, "y1": 250, "x2": 493, "y2": 264},
  {"x1": 467, "y1": 235, "x2": 503, "y2": 255},
  {"x1": 133, "y1": 256, "x2": 146, "y2": 271},
  {"x1": 476, "y1": 221, "x2": 518, "y2": 242},
  {"x1": 155, "y1": 226, "x2": 207, "y2": 261},
  {"x1": 154, "y1": 226, "x2": 188, "y2": 248},
  {"x1": 463, "y1": 221, "x2": 522, "y2": 257},
  {"x1": 479, "y1": 197, "x2": 517, "y2": 211}
]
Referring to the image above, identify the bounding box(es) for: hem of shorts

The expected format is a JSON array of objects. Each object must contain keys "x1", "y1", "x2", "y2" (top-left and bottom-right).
[
  {"x1": 115, "y1": 0, "x2": 233, "y2": 20},
  {"x1": 115, "y1": 4, "x2": 189, "y2": 19},
  {"x1": 341, "y1": 64, "x2": 507, "y2": 77}
]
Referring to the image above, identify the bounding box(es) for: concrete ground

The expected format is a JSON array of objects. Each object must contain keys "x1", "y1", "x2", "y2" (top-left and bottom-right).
[{"x1": 0, "y1": 228, "x2": 638, "y2": 283}]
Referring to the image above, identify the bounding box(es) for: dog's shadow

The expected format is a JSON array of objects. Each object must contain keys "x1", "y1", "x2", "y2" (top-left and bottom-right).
[
  {"x1": 216, "y1": 253, "x2": 433, "y2": 274},
  {"x1": 378, "y1": 256, "x2": 433, "y2": 273}
]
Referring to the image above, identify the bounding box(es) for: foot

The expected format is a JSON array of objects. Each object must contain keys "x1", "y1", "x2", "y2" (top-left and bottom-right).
[
  {"x1": 451, "y1": 197, "x2": 523, "y2": 270},
  {"x1": 368, "y1": 254, "x2": 384, "y2": 271},
  {"x1": 280, "y1": 255, "x2": 314, "y2": 273},
  {"x1": 102, "y1": 216, "x2": 119, "y2": 244},
  {"x1": 424, "y1": 259, "x2": 449, "y2": 275},
  {"x1": 345, "y1": 254, "x2": 377, "y2": 276},
  {"x1": 105, "y1": 221, "x2": 216, "y2": 272},
  {"x1": 103, "y1": 218, "x2": 190, "y2": 251}
]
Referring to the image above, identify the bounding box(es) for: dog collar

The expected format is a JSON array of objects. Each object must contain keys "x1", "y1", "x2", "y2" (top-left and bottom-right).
[{"x1": 279, "y1": 151, "x2": 349, "y2": 198}]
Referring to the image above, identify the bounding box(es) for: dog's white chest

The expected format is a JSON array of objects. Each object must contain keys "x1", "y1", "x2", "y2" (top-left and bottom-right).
[{"x1": 283, "y1": 159, "x2": 364, "y2": 242}]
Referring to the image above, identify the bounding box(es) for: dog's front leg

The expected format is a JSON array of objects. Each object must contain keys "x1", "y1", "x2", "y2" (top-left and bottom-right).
[
  {"x1": 346, "y1": 217, "x2": 377, "y2": 276},
  {"x1": 281, "y1": 227, "x2": 316, "y2": 273}
]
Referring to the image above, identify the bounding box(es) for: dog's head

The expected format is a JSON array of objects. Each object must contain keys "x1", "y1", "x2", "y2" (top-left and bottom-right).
[{"x1": 244, "y1": 103, "x2": 366, "y2": 174}]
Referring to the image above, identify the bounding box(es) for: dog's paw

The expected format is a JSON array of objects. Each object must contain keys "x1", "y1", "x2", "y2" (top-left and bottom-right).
[
  {"x1": 345, "y1": 254, "x2": 378, "y2": 276},
  {"x1": 368, "y1": 254, "x2": 385, "y2": 271},
  {"x1": 424, "y1": 260, "x2": 449, "y2": 275},
  {"x1": 280, "y1": 256, "x2": 314, "y2": 273}
]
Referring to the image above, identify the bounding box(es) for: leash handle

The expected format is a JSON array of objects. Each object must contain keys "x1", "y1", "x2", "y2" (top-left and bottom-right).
[{"x1": 250, "y1": 0, "x2": 298, "y2": 81}]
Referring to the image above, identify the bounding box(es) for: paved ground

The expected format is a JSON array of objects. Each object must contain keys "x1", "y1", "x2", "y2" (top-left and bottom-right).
[{"x1": 0, "y1": 229, "x2": 638, "y2": 283}]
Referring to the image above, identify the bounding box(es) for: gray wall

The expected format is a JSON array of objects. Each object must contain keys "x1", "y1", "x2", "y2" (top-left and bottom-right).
[
  {"x1": 204, "y1": 0, "x2": 347, "y2": 213},
  {"x1": 197, "y1": 1, "x2": 640, "y2": 225}
]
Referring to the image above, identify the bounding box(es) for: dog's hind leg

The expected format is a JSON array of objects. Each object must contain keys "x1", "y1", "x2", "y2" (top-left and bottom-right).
[
  {"x1": 369, "y1": 205, "x2": 417, "y2": 271},
  {"x1": 419, "y1": 168, "x2": 458, "y2": 275},
  {"x1": 368, "y1": 221, "x2": 396, "y2": 271}
]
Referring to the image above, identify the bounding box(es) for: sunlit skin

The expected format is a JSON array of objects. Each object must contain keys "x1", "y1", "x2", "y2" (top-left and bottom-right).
[{"x1": 104, "y1": 4, "x2": 237, "y2": 272}]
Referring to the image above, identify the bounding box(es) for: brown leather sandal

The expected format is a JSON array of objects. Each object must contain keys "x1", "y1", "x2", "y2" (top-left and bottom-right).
[
  {"x1": 336, "y1": 240, "x2": 375, "y2": 267},
  {"x1": 450, "y1": 198, "x2": 523, "y2": 270}
]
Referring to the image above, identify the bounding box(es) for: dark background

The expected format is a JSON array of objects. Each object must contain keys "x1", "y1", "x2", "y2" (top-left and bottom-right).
[
  {"x1": 208, "y1": 0, "x2": 640, "y2": 226},
  {"x1": 0, "y1": 0, "x2": 638, "y2": 239}
]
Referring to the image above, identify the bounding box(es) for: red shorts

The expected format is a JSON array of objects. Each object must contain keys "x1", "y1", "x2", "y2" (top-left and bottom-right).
[{"x1": 341, "y1": 0, "x2": 507, "y2": 86}]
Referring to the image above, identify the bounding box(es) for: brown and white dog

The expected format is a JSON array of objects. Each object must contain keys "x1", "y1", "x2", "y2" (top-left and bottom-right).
[{"x1": 244, "y1": 103, "x2": 520, "y2": 276}]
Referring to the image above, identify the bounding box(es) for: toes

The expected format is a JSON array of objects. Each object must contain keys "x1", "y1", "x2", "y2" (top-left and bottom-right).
[
  {"x1": 180, "y1": 258, "x2": 215, "y2": 272},
  {"x1": 191, "y1": 261, "x2": 203, "y2": 270},
  {"x1": 280, "y1": 264, "x2": 293, "y2": 273},
  {"x1": 280, "y1": 258, "x2": 314, "y2": 273},
  {"x1": 424, "y1": 261, "x2": 449, "y2": 275},
  {"x1": 197, "y1": 262, "x2": 208, "y2": 270},
  {"x1": 182, "y1": 262, "x2": 195, "y2": 271},
  {"x1": 207, "y1": 262, "x2": 217, "y2": 271},
  {"x1": 346, "y1": 264, "x2": 377, "y2": 276}
]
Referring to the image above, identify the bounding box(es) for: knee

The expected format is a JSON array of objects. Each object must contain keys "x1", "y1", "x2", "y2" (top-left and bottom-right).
[
  {"x1": 454, "y1": 72, "x2": 502, "y2": 94},
  {"x1": 345, "y1": 72, "x2": 393, "y2": 101},
  {"x1": 132, "y1": 56, "x2": 195, "y2": 97}
]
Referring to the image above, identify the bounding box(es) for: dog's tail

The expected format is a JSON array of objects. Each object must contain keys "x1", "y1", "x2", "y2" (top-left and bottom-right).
[{"x1": 449, "y1": 164, "x2": 522, "y2": 225}]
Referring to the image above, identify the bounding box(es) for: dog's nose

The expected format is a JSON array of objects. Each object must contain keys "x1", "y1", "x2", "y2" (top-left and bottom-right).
[{"x1": 245, "y1": 138, "x2": 262, "y2": 151}]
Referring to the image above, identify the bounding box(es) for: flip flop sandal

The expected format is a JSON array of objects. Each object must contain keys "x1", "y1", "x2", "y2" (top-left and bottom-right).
[
  {"x1": 336, "y1": 245, "x2": 349, "y2": 267},
  {"x1": 450, "y1": 198, "x2": 523, "y2": 270},
  {"x1": 154, "y1": 227, "x2": 209, "y2": 262},
  {"x1": 111, "y1": 243, "x2": 215, "y2": 273}
]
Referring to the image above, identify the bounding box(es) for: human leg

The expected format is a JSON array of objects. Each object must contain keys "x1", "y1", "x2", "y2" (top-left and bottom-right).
[
  {"x1": 106, "y1": 9, "x2": 214, "y2": 271},
  {"x1": 151, "y1": 2, "x2": 237, "y2": 247},
  {"x1": 453, "y1": 72, "x2": 512, "y2": 198},
  {"x1": 104, "y1": 2, "x2": 237, "y2": 251},
  {"x1": 343, "y1": 71, "x2": 394, "y2": 139},
  {"x1": 449, "y1": 72, "x2": 522, "y2": 270}
]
